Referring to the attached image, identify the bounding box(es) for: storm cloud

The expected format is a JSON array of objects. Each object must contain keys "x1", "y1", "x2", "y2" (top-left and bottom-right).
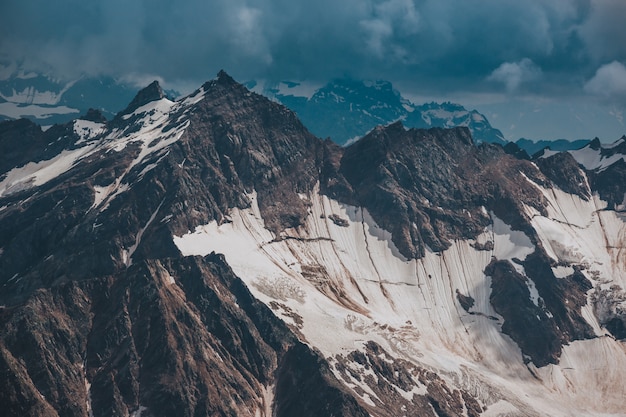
[{"x1": 0, "y1": 0, "x2": 624, "y2": 103}]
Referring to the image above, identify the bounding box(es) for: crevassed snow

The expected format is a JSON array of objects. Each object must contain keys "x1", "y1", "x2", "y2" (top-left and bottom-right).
[
  {"x1": 536, "y1": 337, "x2": 626, "y2": 414},
  {"x1": 173, "y1": 183, "x2": 626, "y2": 416}
]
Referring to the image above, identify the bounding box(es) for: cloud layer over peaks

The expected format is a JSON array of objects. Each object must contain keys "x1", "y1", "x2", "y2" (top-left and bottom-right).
[{"x1": 0, "y1": 0, "x2": 624, "y2": 106}]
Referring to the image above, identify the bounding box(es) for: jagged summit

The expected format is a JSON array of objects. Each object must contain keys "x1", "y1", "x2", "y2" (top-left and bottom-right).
[
  {"x1": 588, "y1": 137, "x2": 602, "y2": 150},
  {"x1": 117, "y1": 80, "x2": 165, "y2": 117},
  {"x1": 216, "y1": 69, "x2": 237, "y2": 85},
  {"x1": 200, "y1": 70, "x2": 243, "y2": 93}
]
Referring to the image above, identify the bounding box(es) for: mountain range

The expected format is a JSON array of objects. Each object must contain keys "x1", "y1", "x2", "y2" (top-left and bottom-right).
[
  {"x1": 1, "y1": 71, "x2": 625, "y2": 417},
  {"x1": 250, "y1": 78, "x2": 507, "y2": 145},
  {"x1": 0, "y1": 72, "x2": 164, "y2": 127},
  {"x1": 2, "y1": 69, "x2": 607, "y2": 155}
]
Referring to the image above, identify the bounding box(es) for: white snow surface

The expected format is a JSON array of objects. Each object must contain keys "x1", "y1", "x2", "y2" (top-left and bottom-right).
[
  {"x1": 174, "y1": 184, "x2": 626, "y2": 416},
  {"x1": 421, "y1": 108, "x2": 471, "y2": 128},
  {"x1": 74, "y1": 120, "x2": 106, "y2": 143},
  {"x1": 0, "y1": 145, "x2": 97, "y2": 197},
  {"x1": 539, "y1": 139, "x2": 626, "y2": 172},
  {"x1": 567, "y1": 145, "x2": 626, "y2": 171}
]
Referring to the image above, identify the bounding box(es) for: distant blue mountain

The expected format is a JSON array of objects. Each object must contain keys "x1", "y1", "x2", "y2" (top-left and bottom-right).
[
  {"x1": 0, "y1": 72, "x2": 176, "y2": 125},
  {"x1": 515, "y1": 138, "x2": 591, "y2": 156},
  {"x1": 250, "y1": 78, "x2": 506, "y2": 145}
]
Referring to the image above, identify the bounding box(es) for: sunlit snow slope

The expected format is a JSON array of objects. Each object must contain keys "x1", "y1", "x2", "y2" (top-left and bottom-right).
[{"x1": 175, "y1": 180, "x2": 626, "y2": 416}]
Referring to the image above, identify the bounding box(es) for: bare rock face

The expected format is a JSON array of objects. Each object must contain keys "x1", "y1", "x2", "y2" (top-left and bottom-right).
[
  {"x1": 117, "y1": 80, "x2": 165, "y2": 117},
  {"x1": 588, "y1": 159, "x2": 626, "y2": 210},
  {"x1": 0, "y1": 118, "x2": 79, "y2": 175},
  {"x1": 168, "y1": 70, "x2": 324, "y2": 235},
  {"x1": 338, "y1": 121, "x2": 548, "y2": 258},
  {"x1": 486, "y1": 258, "x2": 594, "y2": 366},
  {"x1": 535, "y1": 151, "x2": 590, "y2": 200},
  {"x1": 0, "y1": 253, "x2": 369, "y2": 417}
]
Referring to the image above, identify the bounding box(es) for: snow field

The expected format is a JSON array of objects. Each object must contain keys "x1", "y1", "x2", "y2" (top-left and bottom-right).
[
  {"x1": 73, "y1": 119, "x2": 106, "y2": 144},
  {"x1": 568, "y1": 146, "x2": 626, "y2": 172},
  {"x1": 539, "y1": 138, "x2": 626, "y2": 172},
  {"x1": 173, "y1": 183, "x2": 626, "y2": 415}
]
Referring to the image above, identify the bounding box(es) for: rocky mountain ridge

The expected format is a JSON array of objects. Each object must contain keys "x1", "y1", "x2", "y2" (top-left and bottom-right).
[{"x1": 1, "y1": 71, "x2": 625, "y2": 416}]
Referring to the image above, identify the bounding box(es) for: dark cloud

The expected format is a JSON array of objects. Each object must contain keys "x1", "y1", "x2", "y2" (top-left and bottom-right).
[{"x1": 0, "y1": 0, "x2": 624, "y2": 102}]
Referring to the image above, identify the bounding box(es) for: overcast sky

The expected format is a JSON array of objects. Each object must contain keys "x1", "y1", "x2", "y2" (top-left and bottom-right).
[{"x1": 1, "y1": 0, "x2": 625, "y2": 140}]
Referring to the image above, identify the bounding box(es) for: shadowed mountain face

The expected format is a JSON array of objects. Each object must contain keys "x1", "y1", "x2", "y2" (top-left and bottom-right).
[{"x1": 1, "y1": 72, "x2": 625, "y2": 417}]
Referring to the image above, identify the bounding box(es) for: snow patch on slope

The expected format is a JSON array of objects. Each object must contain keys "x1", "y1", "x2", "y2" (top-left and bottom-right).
[
  {"x1": 567, "y1": 144, "x2": 625, "y2": 172},
  {"x1": 0, "y1": 144, "x2": 97, "y2": 197},
  {"x1": 0, "y1": 81, "x2": 76, "y2": 105},
  {"x1": 74, "y1": 119, "x2": 106, "y2": 143},
  {"x1": 490, "y1": 214, "x2": 534, "y2": 263},
  {"x1": 1, "y1": 96, "x2": 189, "y2": 204}
]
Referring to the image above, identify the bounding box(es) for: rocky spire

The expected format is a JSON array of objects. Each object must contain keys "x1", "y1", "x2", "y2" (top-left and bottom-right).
[{"x1": 117, "y1": 80, "x2": 165, "y2": 117}]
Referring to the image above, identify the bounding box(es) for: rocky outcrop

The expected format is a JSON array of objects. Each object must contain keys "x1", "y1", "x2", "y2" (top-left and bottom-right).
[
  {"x1": 588, "y1": 159, "x2": 626, "y2": 210},
  {"x1": 168, "y1": 70, "x2": 324, "y2": 236},
  {"x1": 0, "y1": 253, "x2": 367, "y2": 417},
  {"x1": 117, "y1": 80, "x2": 165, "y2": 117},
  {"x1": 535, "y1": 151, "x2": 590, "y2": 200},
  {"x1": 337, "y1": 122, "x2": 547, "y2": 258},
  {"x1": 0, "y1": 119, "x2": 79, "y2": 175},
  {"x1": 332, "y1": 341, "x2": 484, "y2": 417},
  {"x1": 487, "y1": 258, "x2": 592, "y2": 366}
]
